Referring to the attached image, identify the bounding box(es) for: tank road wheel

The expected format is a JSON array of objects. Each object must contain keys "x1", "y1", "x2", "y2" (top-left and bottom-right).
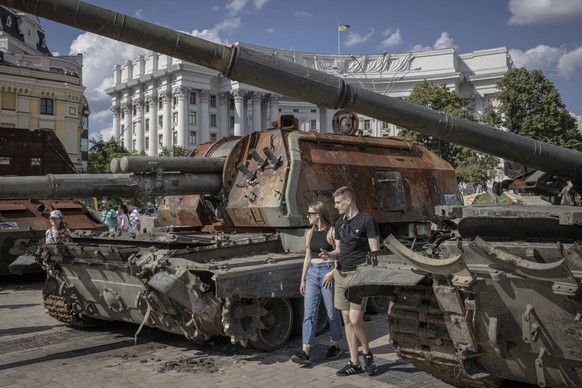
[
  {"x1": 366, "y1": 296, "x2": 389, "y2": 314},
  {"x1": 249, "y1": 298, "x2": 293, "y2": 352},
  {"x1": 222, "y1": 296, "x2": 263, "y2": 347},
  {"x1": 291, "y1": 298, "x2": 328, "y2": 336}
]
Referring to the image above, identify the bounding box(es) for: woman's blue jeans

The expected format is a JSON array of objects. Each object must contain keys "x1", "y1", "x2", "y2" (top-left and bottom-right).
[{"x1": 302, "y1": 262, "x2": 343, "y2": 346}]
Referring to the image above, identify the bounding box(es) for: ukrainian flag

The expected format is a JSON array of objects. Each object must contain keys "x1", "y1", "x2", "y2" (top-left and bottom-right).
[{"x1": 338, "y1": 24, "x2": 350, "y2": 32}]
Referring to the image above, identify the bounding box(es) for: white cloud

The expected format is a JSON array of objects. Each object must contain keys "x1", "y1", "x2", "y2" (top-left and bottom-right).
[
  {"x1": 434, "y1": 32, "x2": 458, "y2": 50},
  {"x1": 508, "y1": 0, "x2": 582, "y2": 25},
  {"x1": 380, "y1": 29, "x2": 402, "y2": 49},
  {"x1": 135, "y1": 9, "x2": 145, "y2": 19},
  {"x1": 226, "y1": 0, "x2": 248, "y2": 16},
  {"x1": 557, "y1": 46, "x2": 582, "y2": 78},
  {"x1": 295, "y1": 11, "x2": 313, "y2": 18},
  {"x1": 69, "y1": 33, "x2": 147, "y2": 140},
  {"x1": 575, "y1": 113, "x2": 582, "y2": 131},
  {"x1": 344, "y1": 28, "x2": 375, "y2": 48},
  {"x1": 509, "y1": 45, "x2": 563, "y2": 71},
  {"x1": 266, "y1": 27, "x2": 275, "y2": 34},
  {"x1": 409, "y1": 32, "x2": 458, "y2": 52},
  {"x1": 190, "y1": 18, "x2": 241, "y2": 45},
  {"x1": 252, "y1": 0, "x2": 269, "y2": 10}
]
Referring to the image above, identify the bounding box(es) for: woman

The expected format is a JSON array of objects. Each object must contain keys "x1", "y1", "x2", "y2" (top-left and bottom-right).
[
  {"x1": 116, "y1": 204, "x2": 129, "y2": 232},
  {"x1": 291, "y1": 201, "x2": 343, "y2": 365},
  {"x1": 45, "y1": 210, "x2": 72, "y2": 244}
]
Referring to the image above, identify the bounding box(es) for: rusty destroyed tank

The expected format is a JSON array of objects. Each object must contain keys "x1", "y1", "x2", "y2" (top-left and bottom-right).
[
  {"x1": 0, "y1": 128, "x2": 106, "y2": 275},
  {"x1": 1, "y1": 1, "x2": 582, "y2": 387}
]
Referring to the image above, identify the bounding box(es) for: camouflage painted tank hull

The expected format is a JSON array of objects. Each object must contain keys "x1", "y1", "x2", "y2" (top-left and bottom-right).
[
  {"x1": 40, "y1": 229, "x2": 309, "y2": 351},
  {"x1": 348, "y1": 206, "x2": 582, "y2": 387}
]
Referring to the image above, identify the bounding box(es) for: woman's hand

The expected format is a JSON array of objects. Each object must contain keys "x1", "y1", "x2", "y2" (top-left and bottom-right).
[{"x1": 300, "y1": 279, "x2": 306, "y2": 295}]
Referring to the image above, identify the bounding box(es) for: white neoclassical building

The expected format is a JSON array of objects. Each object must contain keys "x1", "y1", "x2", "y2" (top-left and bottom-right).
[{"x1": 106, "y1": 44, "x2": 512, "y2": 155}]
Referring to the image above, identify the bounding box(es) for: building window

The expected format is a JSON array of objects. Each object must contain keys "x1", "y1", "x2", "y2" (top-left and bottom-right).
[
  {"x1": 293, "y1": 109, "x2": 299, "y2": 113},
  {"x1": 229, "y1": 98, "x2": 235, "y2": 110},
  {"x1": 363, "y1": 119, "x2": 371, "y2": 130},
  {"x1": 133, "y1": 104, "x2": 137, "y2": 115},
  {"x1": 132, "y1": 122, "x2": 137, "y2": 135},
  {"x1": 40, "y1": 98, "x2": 54, "y2": 115},
  {"x1": 189, "y1": 92, "x2": 197, "y2": 105},
  {"x1": 310, "y1": 120, "x2": 317, "y2": 131},
  {"x1": 382, "y1": 121, "x2": 390, "y2": 129},
  {"x1": 172, "y1": 112, "x2": 178, "y2": 127},
  {"x1": 158, "y1": 115, "x2": 163, "y2": 127},
  {"x1": 145, "y1": 119, "x2": 150, "y2": 132},
  {"x1": 210, "y1": 114, "x2": 217, "y2": 127},
  {"x1": 121, "y1": 109, "x2": 125, "y2": 119},
  {"x1": 172, "y1": 131, "x2": 178, "y2": 144},
  {"x1": 210, "y1": 95, "x2": 216, "y2": 108},
  {"x1": 132, "y1": 140, "x2": 136, "y2": 151},
  {"x1": 158, "y1": 134, "x2": 163, "y2": 148},
  {"x1": 210, "y1": 133, "x2": 217, "y2": 142},
  {"x1": 145, "y1": 137, "x2": 149, "y2": 150},
  {"x1": 1, "y1": 91, "x2": 16, "y2": 111},
  {"x1": 311, "y1": 109, "x2": 317, "y2": 113},
  {"x1": 189, "y1": 112, "x2": 197, "y2": 125},
  {"x1": 230, "y1": 116, "x2": 235, "y2": 129},
  {"x1": 145, "y1": 103, "x2": 149, "y2": 113},
  {"x1": 173, "y1": 94, "x2": 178, "y2": 106},
  {"x1": 190, "y1": 131, "x2": 197, "y2": 144},
  {"x1": 158, "y1": 98, "x2": 163, "y2": 109}
]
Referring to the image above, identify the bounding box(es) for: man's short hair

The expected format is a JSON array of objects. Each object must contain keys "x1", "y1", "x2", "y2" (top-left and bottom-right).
[{"x1": 333, "y1": 186, "x2": 356, "y2": 201}]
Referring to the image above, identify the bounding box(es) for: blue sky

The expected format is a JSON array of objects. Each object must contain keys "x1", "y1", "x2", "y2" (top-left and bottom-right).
[{"x1": 38, "y1": 0, "x2": 582, "y2": 141}]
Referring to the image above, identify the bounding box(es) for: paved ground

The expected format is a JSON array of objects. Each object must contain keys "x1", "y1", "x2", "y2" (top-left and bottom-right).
[{"x1": 0, "y1": 274, "x2": 452, "y2": 388}]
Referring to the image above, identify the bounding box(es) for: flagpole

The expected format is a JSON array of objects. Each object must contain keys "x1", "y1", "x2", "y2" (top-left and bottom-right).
[{"x1": 337, "y1": 24, "x2": 340, "y2": 54}]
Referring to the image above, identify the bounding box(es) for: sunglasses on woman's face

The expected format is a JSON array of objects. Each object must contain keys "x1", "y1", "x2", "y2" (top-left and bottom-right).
[{"x1": 307, "y1": 212, "x2": 318, "y2": 217}]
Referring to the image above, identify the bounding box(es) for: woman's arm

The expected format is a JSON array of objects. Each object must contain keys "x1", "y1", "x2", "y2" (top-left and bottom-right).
[{"x1": 299, "y1": 230, "x2": 313, "y2": 295}]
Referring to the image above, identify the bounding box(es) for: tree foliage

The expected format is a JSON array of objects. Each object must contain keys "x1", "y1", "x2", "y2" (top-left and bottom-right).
[
  {"x1": 398, "y1": 81, "x2": 499, "y2": 185},
  {"x1": 160, "y1": 145, "x2": 190, "y2": 157},
  {"x1": 481, "y1": 67, "x2": 582, "y2": 150},
  {"x1": 87, "y1": 136, "x2": 131, "y2": 173}
]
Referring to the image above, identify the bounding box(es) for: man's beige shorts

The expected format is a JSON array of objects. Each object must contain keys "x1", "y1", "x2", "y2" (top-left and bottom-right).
[{"x1": 334, "y1": 270, "x2": 367, "y2": 311}]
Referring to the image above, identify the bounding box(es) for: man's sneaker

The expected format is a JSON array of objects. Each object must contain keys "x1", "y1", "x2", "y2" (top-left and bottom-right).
[
  {"x1": 364, "y1": 351, "x2": 377, "y2": 375},
  {"x1": 336, "y1": 361, "x2": 363, "y2": 376},
  {"x1": 325, "y1": 344, "x2": 342, "y2": 360},
  {"x1": 291, "y1": 351, "x2": 311, "y2": 365}
]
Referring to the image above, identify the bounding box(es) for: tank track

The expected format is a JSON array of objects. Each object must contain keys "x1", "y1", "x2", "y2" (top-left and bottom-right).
[
  {"x1": 43, "y1": 293, "x2": 98, "y2": 329},
  {"x1": 388, "y1": 283, "x2": 503, "y2": 388}
]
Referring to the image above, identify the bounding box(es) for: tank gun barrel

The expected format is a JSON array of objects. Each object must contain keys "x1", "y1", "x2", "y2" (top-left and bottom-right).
[
  {"x1": 0, "y1": 173, "x2": 222, "y2": 199},
  {"x1": 111, "y1": 156, "x2": 226, "y2": 173},
  {"x1": 4, "y1": 0, "x2": 582, "y2": 182}
]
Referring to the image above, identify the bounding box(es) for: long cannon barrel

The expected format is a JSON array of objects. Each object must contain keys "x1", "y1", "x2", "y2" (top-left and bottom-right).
[
  {"x1": 0, "y1": 173, "x2": 222, "y2": 199},
  {"x1": 111, "y1": 156, "x2": 226, "y2": 173},
  {"x1": 4, "y1": 0, "x2": 582, "y2": 182}
]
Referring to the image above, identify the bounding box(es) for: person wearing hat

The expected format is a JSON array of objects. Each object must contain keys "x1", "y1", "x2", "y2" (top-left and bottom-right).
[{"x1": 45, "y1": 210, "x2": 73, "y2": 244}]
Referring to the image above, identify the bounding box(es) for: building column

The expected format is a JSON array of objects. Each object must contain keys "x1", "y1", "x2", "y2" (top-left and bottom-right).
[
  {"x1": 319, "y1": 106, "x2": 335, "y2": 133},
  {"x1": 173, "y1": 86, "x2": 190, "y2": 149},
  {"x1": 146, "y1": 94, "x2": 158, "y2": 156},
  {"x1": 134, "y1": 98, "x2": 144, "y2": 152},
  {"x1": 218, "y1": 92, "x2": 230, "y2": 139},
  {"x1": 231, "y1": 89, "x2": 246, "y2": 137},
  {"x1": 269, "y1": 94, "x2": 280, "y2": 125},
  {"x1": 122, "y1": 101, "x2": 132, "y2": 151},
  {"x1": 251, "y1": 92, "x2": 263, "y2": 132},
  {"x1": 199, "y1": 89, "x2": 211, "y2": 144},
  {"x1": 160, "y1": 91, "x2": 172, "y2": 149},
  {"x1": 111, "y1": 105, "x2": 120, "y2": 143},
  {"x1": 261, "y1": 97, "x2": 269, "y2": 129}
]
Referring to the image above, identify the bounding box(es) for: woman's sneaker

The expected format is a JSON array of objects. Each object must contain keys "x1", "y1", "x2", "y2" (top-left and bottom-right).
[
  {"x1": 325, "y1": 345, "x2": 342, "y2": 360},
  {"x1": 364, "y1": 351, "x2": 377, "y2": 375},
  {"x1": 291, "y1": 351, "x2": 311, "y2": 365},
  {"x1": 336, "y1": 361, "x2": 363, "y2": 376}
]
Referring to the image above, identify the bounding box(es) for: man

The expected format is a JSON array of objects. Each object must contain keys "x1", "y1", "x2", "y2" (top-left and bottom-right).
[
  {"x1": 320, "y1": 186, "x2": 380, "y2": 376},
  {"x1": 125, "y1": 201, "x2": 141, "y2": 233},
  {"x1": 101, "y1": 199, "x2": 117, "y2": 232}
]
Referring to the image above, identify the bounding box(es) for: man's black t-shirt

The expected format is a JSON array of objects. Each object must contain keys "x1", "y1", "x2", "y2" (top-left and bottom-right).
[{"x1": 333, "y1": 211, "x2": 379, "y2": 271}]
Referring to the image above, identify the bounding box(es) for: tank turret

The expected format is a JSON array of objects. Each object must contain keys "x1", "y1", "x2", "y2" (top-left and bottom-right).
[{"x1": 3, "y1": 2, "x2": 582, "y2": 387}]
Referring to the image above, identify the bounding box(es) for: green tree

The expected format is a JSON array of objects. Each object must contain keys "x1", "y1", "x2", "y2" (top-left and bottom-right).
[
  {"x1": 481, "y1": 67, "x2": 582, "y2": 150},
  {"x1": 88, "y1": 136, "x2": 131, "y2": 173},
  {"x1": 160, "y1": 145, "x2": 190, "y2": 157},
  {"x1": 398, "y1": 81, "x2": 499, "y2": 185}
]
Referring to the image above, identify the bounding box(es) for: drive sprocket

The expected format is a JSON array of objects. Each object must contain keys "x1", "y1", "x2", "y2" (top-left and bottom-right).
[{"x1": 221, "y1": 295, "x2": 266, "y2": 347}]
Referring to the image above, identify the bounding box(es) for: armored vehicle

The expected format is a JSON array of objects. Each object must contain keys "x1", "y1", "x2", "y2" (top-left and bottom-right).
[
  {"x1": 0, "y1": 128, "x2": 106, "y2": 275},
  {"x1": 1, "y1": 1, "x2": 581, "y2": 386}
]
